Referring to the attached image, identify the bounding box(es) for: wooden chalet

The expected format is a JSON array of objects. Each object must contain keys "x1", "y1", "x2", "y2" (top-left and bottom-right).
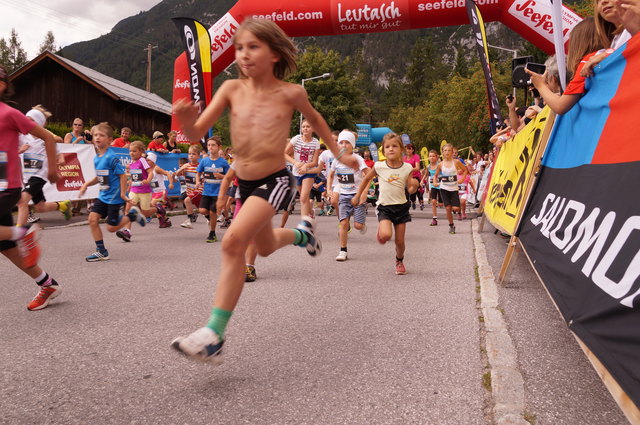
[{"x1": 9, "y1": 51, "x2": 171, "y2": 134}]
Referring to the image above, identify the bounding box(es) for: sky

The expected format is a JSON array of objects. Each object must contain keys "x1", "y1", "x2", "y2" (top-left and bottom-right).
[{"x1": 1, "y1": 0, "x2": 162, "y2": 59}]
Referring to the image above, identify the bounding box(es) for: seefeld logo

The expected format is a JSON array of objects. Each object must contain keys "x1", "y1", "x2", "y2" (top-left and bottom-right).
[
  {"x1": 174, "y1": 79, "x2": 190, "y2": 89},
  {"x1": 210, "y1": 13, "x2": 240, "y2": 61},
  {"x1": 509, "y1": 0, "x2": 570, "y2": 39}
]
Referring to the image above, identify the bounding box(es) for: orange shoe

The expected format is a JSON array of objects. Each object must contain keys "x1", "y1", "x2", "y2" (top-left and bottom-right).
[
  {"x1": 27, "y1": 284, "x2": 61, "y2": 311},
  {"x1": 17, "y1": 224, "x2": 41, "y2": 269},
  {"x1": 395, "y1": 260, "x2": 407, "y2": 275}
]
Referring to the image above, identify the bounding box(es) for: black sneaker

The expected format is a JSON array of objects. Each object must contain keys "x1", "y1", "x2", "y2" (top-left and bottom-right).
[
  {"x1": 296, "y1": 215, "x2": 322, "y2": 256},
  {"x1": 245, "y1": 265, "x2": 257, "y2": 282},
  {"x1": 449, "y1": 225, "x2": 456, "y2": 234}
]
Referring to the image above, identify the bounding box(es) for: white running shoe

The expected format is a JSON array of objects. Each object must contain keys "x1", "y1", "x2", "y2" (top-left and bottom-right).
[
  {"x1": 180, "y1": 218, "x2": 193, "y2": 229},
  {"x1": 171, "y1": 327, "x2": 224, "y2": 365},
  {"x1": 336, "y1": 250, "x2": 348, "y2": 261}
]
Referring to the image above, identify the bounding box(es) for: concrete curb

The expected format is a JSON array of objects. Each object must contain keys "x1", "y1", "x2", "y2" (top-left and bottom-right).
[{"x1": 471, "y1": 219, "x2": 530, "y2": 425}]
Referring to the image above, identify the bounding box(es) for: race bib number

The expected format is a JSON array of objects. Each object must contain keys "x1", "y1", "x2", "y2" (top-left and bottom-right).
[
  {"x1": 439, "y1": 175, "x2": 457, "y2": 183},
  {"x1": 0, "y1": 152, "x2": 7, "y2": 191},
  {"x1": 130, "y1": 169, "x2": 143, "y2": 187},
  {"x1": 185, "y1": 172, "x2": 196, "y2": 188},
  {"x1": 96, "y1": 169, "x2": 109, "y2": 191},
  {"x1": 203, "y1": 167, "x2": 222, "y2": 185},
  {"x1": 151, "y1": 180, "x2": 164, "y2": 193},
  {"x1": 23, "y1": 153, "x2": 44, "y2": 174},
  {"x1": 337, "y1": 171, "x2": 355, "y2": 191}
]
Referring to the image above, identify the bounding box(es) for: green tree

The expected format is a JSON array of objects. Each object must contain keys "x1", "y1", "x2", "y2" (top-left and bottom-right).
[
  {"x1": 39, "y1": 31, "x2": 57, "y2": 54},
  {"x1": 401, "y1": 36, "x2": 447, "y2": 107},
  {"x1": 286, "y1": 46, "x2": 366, "y2": 135},
  {"x1": 385, "y1": 61, "x2": 512, "y2": 153},
  {"x1": 0, "y1": 29, "x2": 29, "y2": 73}
]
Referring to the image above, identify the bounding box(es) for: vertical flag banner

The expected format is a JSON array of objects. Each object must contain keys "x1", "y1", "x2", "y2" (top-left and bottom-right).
[
  {"x1": 551, "y1": 0, "x2": 567, "y2": 89},
  {"x1": 172, "y1": 17, "x2": 213, "y2": 147},
  {"x1": 465, "y1": 0, "x2": 504, "y2": 134},
  {"x1": 518, "y1": 35, "x2": 640, "y2": 413}
]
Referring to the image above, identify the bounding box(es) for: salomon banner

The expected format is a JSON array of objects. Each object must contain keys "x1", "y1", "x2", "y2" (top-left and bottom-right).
[
  {"x1": 519, "y1": 35, "x2": 640, "y2": 412},
  {"x1": 465, "y1": 0, "x2": 503, "y2": 133},
  {"x1": 172, "y1": 17, "x2": 213, "y2": 146},
  {"x1": 483, "y1": 106, "x2": 553, "y2": 235}
]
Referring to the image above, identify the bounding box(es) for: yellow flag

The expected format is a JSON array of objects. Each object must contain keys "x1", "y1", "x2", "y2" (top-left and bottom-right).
[{"x1": 378, "y1": 144, "x2": 386, "y2": 161}]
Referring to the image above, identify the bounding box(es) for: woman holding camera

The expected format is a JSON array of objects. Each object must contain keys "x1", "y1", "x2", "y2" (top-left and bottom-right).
[{"x1": 64, "y1": 117, "x2": 92, "y2": 144}]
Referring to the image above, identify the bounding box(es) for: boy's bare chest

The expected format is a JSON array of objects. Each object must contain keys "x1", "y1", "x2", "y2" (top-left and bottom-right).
[{"x1": 230, "y1": 91, "x2": 292, "y2": 123}]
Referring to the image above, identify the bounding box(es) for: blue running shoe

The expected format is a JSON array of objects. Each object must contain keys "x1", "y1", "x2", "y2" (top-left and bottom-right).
[
  {"x1": 86, "y1": 250, "x2": 109, "y2": 262},
  {"x1": 128, "y1": 207, "x2": 146, "y2": 227},
  {"x1": 171, "y1": 327, "x2": 224, "y2": 365}
]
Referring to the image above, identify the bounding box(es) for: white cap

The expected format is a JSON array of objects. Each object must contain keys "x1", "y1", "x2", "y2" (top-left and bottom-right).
[
  {"x1": 146, "y1": 152, "x2": 158, "y2": 163},
  {"x1": 338, "y1": 130, "x2": 356, "y2": 148},
  {"x1": 26, "y1": 109, "x2": 46, "y2": 127}
]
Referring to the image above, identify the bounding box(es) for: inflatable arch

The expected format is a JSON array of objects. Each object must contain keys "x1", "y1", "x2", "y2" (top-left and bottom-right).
[{"x1": 171, "y1": 0, "x2": 582, "y2": 139}]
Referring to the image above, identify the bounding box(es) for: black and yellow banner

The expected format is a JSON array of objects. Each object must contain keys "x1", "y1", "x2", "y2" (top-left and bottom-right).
[
  {"x1": 484, "y1": 106, "x2": 553, "y2": 234},
  {"x1": 172, "y1": 17, "x2": 213, "y2": 114}
]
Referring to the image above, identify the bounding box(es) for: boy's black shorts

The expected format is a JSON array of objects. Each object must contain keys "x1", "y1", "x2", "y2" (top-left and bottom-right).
[
  {"x1": 376, "y1": 202, "x2": 412, "y2": 225},
  {"x1": 429, "y1": 188, "x2": 442, "y2": 203},
  {"x1": 310, "y1": 189, "x2": 323, "y2": 203},
  {"x1": 23, "y1": 176, "x2": 47, "y2": 204},
  {"x1": 440, "y1": 189, "x2": 460, "y2": 208},
  {"x1": 0, "y1": 188, "x2": 21, "y2": 251},
  {"x1": 91, "y1": 199, "x2": 124, "y2": 226},
  {"x1": 200, "y1": 195, "x2": 218, "y2": 213},
  {"x1": 238, "y1": 168, "x2": 295, "y2": 212}
]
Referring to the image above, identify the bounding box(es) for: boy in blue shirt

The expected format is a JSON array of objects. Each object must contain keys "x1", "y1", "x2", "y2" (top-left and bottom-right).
[
  {"x1": 196, "y1": 136, "x2": 230, "y2": 242},
  {"x1": 78, "y1": 122, "x2": 146, "y2": 261}
]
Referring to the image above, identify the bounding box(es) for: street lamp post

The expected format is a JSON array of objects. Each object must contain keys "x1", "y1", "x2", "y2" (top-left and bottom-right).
[
  {"x1": 300, "y1": 73, "x2": 331, "y2": 134},
  {"x1": 488, "y1": 44, "x2": 518, "y2": 97}
]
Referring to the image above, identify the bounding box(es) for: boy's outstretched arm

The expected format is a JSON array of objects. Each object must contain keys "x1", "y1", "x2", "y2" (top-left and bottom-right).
[{"x1": 173, "y1": 80, "x2": 231, "y2": 143}]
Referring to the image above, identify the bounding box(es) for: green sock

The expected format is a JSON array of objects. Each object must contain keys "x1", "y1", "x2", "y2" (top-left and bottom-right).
[
  {"x1": 206, "y1": 307, "x2": 233, "y2": 338},
  {"x1": 292, "y1": 229, "x2": 308, "y2": 246}
]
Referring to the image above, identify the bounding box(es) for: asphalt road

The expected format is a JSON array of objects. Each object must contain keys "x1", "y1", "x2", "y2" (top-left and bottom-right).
[
  {"x1": 2, "y1": 207, "x2": 484, "y2": 425},
  {"x1": 1, "y1": 207, "x2": 629, "y2": 424}
]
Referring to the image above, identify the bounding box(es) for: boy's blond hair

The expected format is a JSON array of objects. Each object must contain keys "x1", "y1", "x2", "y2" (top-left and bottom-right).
[
  {"x1": 188, "y1": 144, "x2": 203, "y2": 154},
  {"x1": 382, "y1": 132, "x2": 403, "y2": 151},
  {"x1": 232, "y1": 18, "x2": 297, "y2": 80},
  {"x1": 31, "y1": 104, "x2": 52, "y2": 119},
  {"x1": 129, "y1": 140, "x2": 145, "y2": 151},
  {"x1": 92, "y1": 122, "x2": 114, "y2": 139}
]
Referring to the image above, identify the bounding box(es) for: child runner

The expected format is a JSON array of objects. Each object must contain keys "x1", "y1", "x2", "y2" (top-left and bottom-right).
[
  {"x1": 327, "y1": 130, "x2": 369, "y2": 261},
  {"x1": 403, "y1": 144, "x2": 424, "y2": 210},
  {"x1": 116, "y1": 141, "x2": 165, "y2": 241},
  {"x1": 78, "y1": 123, "x2": 146, "y2": 261},
  {"x1": 421, "y1": 149, "x2": 441, "y2": 226},
  {"x1": 16, "y1": 105, "x2": 72, "y2": 226},
  {"x1": 318, "y1": 130, "x2": 339, "y2": 216},
  {"x1": 285, "y1": 119, "x2": 320, "y2": 217},
  {"x1": 171, "y1": 18, "x2": 358, "y2": 363},
  {"x1": 433, "y1": 144, "x2": 468, "y2": 235},
  {"x1": 0, "y1": 66, "x2": 65, "y2": 310},
  {"x1": 146, "y1": 152, "x2": 174, "y2": 228},
  {"x1": 196, "y1": 136, "x2": 230, "y2": 243},
  {"x1": 355, "y1": 132, "x2": 417, "y2": 275},
  {"x1": 175, "y1": 144, "x2": 203, "y2": 228}
]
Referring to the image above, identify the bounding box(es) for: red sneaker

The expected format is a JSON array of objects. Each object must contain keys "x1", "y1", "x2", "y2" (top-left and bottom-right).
[
  {"x1": 27, "y1": 285, "x2": 61, "y2": 311},
  {"x1": 17, "y1": 224, "x2": 41, "y2": 269},
  {"x1": 395, "y1": 260, "x2": 407, "y2": 275}
]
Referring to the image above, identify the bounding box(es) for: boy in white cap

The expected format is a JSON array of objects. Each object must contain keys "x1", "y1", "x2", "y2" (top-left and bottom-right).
[
  {"x1": 16, "y1": 105, "x2": 72, "y2": 226},
  {"x1": 327, "y1": 130, "x2": 369, "y2": 261}
]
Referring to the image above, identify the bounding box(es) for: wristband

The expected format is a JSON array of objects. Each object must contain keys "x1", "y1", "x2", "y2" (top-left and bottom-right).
[{"x1": 336, "y1": 147, "x2": 347, "y2": 160}]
